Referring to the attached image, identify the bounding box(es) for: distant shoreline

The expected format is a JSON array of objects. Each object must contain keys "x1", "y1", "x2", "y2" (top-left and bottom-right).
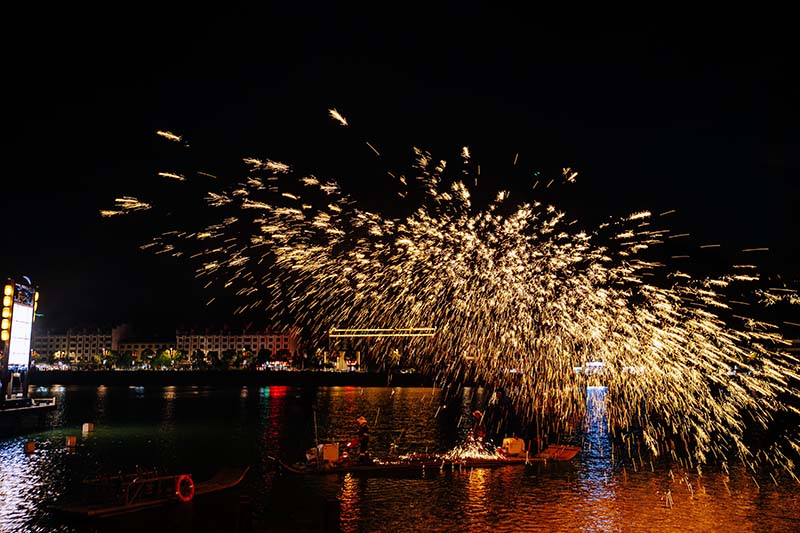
[{"x1": 27, "y1": 369, "x2": 434, "y2": 388}]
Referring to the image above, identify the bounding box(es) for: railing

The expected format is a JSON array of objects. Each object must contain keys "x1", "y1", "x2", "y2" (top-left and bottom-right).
[
  {"x1": 83, "y1": 468, "x2": 161, "y2": 487},
  {"x1": 123, "y1": 474, "x2": 180, "y2": 506}
]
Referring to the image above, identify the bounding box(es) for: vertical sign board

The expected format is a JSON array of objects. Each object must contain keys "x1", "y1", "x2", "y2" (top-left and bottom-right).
[{"x1": 8, "y1": 282, "x2": 35, "y2": 367}]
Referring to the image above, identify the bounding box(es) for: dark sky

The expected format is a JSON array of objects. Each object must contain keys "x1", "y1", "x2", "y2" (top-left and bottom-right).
[{"x1": 5, "y1": 7, "x2": 798, "y2": 335}]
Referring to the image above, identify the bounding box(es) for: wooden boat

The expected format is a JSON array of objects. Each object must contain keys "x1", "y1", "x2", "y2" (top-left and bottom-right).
[
  {"x1": 51, "y1": 465, "x2": 250, "y2": 518},
  {"x1": 273, "y1": 444, "x2": 580, "y2": 476},
  {"x1": 533, "y1": 444, "x2": 583, "y2": 461}
]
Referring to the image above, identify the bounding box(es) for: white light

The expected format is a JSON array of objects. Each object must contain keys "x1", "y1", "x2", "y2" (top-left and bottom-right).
[{"x1": 8, "y1": 302, "x2": 33, "y2": 366}]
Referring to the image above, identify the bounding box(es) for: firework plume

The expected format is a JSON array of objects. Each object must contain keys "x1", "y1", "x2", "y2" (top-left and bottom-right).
[{"x1": 106, "y1": 112, "x2": 800, "y2": 476}]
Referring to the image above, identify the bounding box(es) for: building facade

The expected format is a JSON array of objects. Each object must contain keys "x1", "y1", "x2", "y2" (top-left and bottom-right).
[
  {"x1": 32, "y1": 325, "x2": 300, "y2": 364},
  {"x1": 175, "y1": 329, "x2": 298, "y2": 356},
  {"x1": 117, "y1": 340, "x2": 174, "y2": 359},
  {"x1": 31, "y1": 325, "x2": 171, "y2": 364},
  {"x1": 32, "y1": 329, "x2": 113, "y2": 363}
]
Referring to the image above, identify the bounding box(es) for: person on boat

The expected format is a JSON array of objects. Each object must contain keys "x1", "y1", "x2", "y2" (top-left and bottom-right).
[
  {"x1": 355, "y1": 415, "x2": 371, "y2": 463},
  {"x1": 470, "y1": 410, "x2": 487, "y2": 444}
]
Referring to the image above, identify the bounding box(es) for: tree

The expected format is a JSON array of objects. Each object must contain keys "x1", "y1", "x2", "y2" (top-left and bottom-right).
[
  {"x1": 142, "y1": 348, "x2": 156, "y2": 367},
  {"x1": 191, "y1": 349, "x2": 207, "y2": 369},
  {"x1": 102, "y1": 350, "x2": 117, "y2": 369},
  {"x1": 151, "y1": 349, "x2": 172, "y2": 369},
  {"x1": 240, "y1": 348, "x2": 253, "y2": 369},
  {"x1": 291, "y1": 350, "x2": 303, "y2": 369},
  {"x1": 31, "y1": 350, "x2": 53, "y2": 366},
  {"x1": 172, "y1": 349, "x2": 188, "y2": 368},
  {"x1": 117, "y1": 350, "x2": 135, "y2": 369},
  {"x1": 219, "y1": 349, "x2": 239, "y2": 370}
]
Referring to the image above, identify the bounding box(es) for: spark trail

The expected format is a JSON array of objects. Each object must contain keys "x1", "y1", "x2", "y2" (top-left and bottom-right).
[{"x1": 107, "y1": 111, "x2": 800, "y2": 476}]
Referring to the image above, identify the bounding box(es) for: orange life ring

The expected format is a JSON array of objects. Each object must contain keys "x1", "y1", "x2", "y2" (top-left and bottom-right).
[{"x1": 175, "y1": 474, "x2": 195, "y2": 502}]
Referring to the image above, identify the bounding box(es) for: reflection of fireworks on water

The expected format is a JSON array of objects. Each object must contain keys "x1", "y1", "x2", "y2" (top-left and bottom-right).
[{"x1": 106, "y1": 110, "x2": 799, "y2": 477}]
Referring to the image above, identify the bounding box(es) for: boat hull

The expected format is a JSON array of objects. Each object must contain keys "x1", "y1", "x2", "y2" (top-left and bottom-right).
[{"x1": 51, "y1": 466, "x2": 250, "y2": 518}]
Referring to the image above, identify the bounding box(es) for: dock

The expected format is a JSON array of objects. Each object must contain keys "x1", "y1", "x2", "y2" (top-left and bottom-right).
[{"x1": 0, "y1": 397, "x2": 56, "y2": 435}]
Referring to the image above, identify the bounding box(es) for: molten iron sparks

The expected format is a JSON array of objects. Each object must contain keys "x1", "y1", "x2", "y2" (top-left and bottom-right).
[{"x1": 104, "y1": 116, "x2": 800, "y2": 478}]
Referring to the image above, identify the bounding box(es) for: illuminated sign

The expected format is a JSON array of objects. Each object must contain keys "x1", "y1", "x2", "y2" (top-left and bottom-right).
[{"x1": 8, "y1": 282, "x2": 35, "y2": 366}]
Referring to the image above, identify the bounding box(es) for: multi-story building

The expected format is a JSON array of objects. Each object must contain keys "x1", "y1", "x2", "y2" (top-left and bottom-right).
[
  {"x1": 176, "y1": 328, "x2": 298, "y2": 356},
  {"x1": 117, "y1": 340, "x2": 174, "y2": 359},
  {"x1": 32, "y1": 328, "x2": 113, "y2": 363},
  {"x1": 32, "y1": 325, "x2": 300, "y2": 364}
]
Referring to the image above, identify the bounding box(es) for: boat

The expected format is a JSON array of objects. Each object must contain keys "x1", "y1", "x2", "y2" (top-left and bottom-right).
[
  {"x1": 531, "y1": 443, "x2": 583, "y2": 461},
  {"x1": 51, "y1": 465, "x2": 250, "y2": 518},
  {"x1": 272, "y1": 441, "x2": 580, "y2": 476}
]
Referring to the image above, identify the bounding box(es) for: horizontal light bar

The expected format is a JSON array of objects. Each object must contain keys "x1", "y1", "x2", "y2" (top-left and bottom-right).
[{"x1": 329, "y1": 327, "x2": 436, "y2": 338}]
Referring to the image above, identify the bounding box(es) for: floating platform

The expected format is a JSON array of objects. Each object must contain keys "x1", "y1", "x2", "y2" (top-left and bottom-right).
[
  {"x1": 274, "y1": 445, "x2": 580, "y2": 475},
  {"x1": 0, "y1": 397, "x2": 56, "y2": 435}
]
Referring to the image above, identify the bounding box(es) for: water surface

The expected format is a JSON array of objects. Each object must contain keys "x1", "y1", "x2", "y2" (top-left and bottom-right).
[{"x1": 1, "y1": 385, "x2": 798, "y2": 532}]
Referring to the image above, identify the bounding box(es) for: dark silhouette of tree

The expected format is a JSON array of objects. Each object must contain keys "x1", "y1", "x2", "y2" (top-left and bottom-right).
[{"x1": 191, "y1": 349, "x2": 207, "y2": 369}]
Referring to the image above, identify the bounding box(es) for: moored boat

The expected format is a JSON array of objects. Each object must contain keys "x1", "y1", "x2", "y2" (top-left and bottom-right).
[{"x1": 51, "y1": 465, "x2": 250, "y2": 518}]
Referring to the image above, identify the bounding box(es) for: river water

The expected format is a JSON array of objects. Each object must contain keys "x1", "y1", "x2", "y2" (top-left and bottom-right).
[{"x1": 1, "y1": 384, "x2": 798, "y2": 532}]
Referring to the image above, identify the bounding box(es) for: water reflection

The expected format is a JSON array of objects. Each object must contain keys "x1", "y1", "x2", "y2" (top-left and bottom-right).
[
  {"x1": 574, "y1": 385, "x2": 622, "y2": 532},
  {"x1": 2, "y1": 385, "x2": 799, "y2": 532},
  {"x1": 157, "y1": 386, "x2": 177, "y2": 463},
  {"x1": 252, "y1": 385, "x2": 295, "y2": 525},
  {"x1": 93, "y1": 385, "x2": 108, "y2": 423},
  {"x1": 464, "y1": 467, "x2": 490, "y2": 517},
  {"x1": 338, "y1": 473, "x2": 364, "y2": 532},
  {"x1": 40, "y1": 385, "x2": 67, "y2": 428},
  {"x1": 0, "y1": 435, "x2": 76, "y2": 532}
]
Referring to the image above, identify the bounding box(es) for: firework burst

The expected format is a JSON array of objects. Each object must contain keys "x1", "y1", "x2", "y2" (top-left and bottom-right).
[{"x1": 107, "y1": 114, "x2": 800, "y2": 476}]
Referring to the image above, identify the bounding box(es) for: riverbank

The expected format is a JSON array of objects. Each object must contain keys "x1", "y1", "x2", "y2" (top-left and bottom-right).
[{"x1": 27, "y1": 369, "x2": 433, "y2": 388}]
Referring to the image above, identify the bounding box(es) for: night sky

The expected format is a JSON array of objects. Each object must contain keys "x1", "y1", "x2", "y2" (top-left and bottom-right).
[{"x1": 5, "y1": 7, "x2": 797, "y2": 336}]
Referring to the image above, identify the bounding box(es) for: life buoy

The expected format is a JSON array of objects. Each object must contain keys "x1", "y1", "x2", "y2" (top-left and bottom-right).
[{"x1": 175, "y1": 474, "x2": 195, "y2": 502}]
